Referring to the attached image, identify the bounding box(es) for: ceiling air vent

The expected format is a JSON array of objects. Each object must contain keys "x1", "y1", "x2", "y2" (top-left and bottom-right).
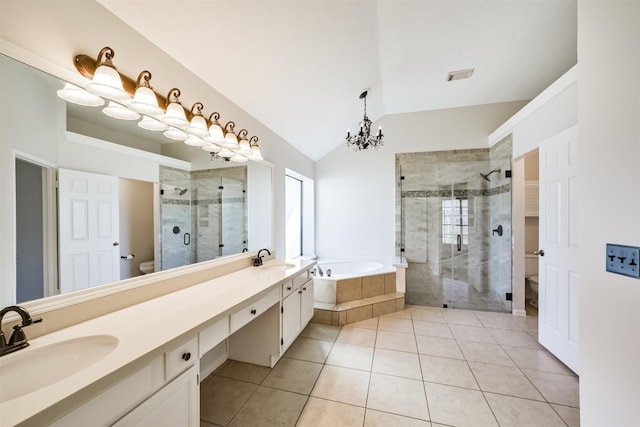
[{"x1": 447, "y1": 68, "x2": 475, "y2": 81}]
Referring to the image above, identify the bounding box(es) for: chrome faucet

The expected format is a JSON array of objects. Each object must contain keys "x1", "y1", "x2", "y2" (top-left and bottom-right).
[
  {"x1": 316, "y1": 265, "x2": 324, "y2": 277},
  {"x1": 253, "y1": 248, "x2": 271, "y2": 267},
  {"x1": 0, "y1": 305, "x2": 42, "y2": 357}
]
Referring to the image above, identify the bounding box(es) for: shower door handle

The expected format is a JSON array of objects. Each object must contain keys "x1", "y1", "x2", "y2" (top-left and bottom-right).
[
  {"x1": 184, "y1": 233, "x2": 191, "y2": 246},
  {"x1": 457, "y1": 234, "x2": 462, "y2": 252}
]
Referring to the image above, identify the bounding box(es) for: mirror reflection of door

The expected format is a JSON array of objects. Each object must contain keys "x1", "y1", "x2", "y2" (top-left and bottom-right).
[{"x1": 58, "y1": 168, "x2": 120, "y2": 293}]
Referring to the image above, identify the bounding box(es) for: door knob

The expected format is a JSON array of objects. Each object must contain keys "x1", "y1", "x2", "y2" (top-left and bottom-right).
[{"x1": 534, "y1": 249, "x2": 545, "y2": 256}]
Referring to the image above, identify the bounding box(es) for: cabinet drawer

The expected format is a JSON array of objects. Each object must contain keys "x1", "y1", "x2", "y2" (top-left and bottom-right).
[
  {"x1": 292, "y1": 270, "x2": 310, "y2": 289},
  {"x1": 166, "y1": 336, "x2": 198, "y2": 381},
  {"x1": 282, "y1": 279, "x2": 295, "y2": 299},
  {"x1": 230, "y1": 287, "x2": 279, "y2": 334},
  {"x1": 199, "y1": 316, "x2": 229, "y2": 356}
]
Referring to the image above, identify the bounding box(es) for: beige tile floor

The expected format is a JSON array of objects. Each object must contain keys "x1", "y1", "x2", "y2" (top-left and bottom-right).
[{"x1": 201, "y1": 306, "x2": 579, "y2": 427}]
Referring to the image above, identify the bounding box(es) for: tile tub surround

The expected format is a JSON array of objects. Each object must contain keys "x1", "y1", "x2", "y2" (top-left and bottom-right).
[
  {"x1": 201, "y1": 307, "x2": 579, "y2": 427},
  {"x1": 0, "y1": 258, "x2": 315, "y2": 426},
  {"x1": 313, "y1": 272, "x2": 406, "y2": 326}
]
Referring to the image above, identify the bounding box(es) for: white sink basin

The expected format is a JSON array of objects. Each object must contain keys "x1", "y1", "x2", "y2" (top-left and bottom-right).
[
  {"x1": 0, "y1": 334, "x2": 118, "y2": 403},
  {"x1": 263, "y1": 263, "x2": 296, "y2": 271}
]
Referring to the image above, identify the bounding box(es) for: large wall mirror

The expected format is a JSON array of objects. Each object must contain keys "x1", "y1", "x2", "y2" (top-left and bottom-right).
[{"x1": 0, "y1": 52, "x2": 273, "y2": 307}]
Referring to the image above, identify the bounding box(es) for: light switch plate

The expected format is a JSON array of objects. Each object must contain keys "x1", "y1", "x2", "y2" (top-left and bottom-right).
[{"x1": 606, "y1": 243, "x2": 640, "y2": 278}]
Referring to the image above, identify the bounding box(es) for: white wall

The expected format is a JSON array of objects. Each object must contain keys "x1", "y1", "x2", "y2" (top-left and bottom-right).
[
  {"x1": 315, "y1": 101, "x2": 526, "y2": 260},
  {"x1": 0, "y1": 0, "x2": 314, "y2": 260},
  {"x1": 578, "y1": 1, "x2": 640, "y2": 424}
]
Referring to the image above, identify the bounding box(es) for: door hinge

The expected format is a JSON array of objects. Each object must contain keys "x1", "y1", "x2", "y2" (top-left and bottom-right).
[
  {"x1": 197, "y1": 374, "x2": 200, "y2": 385},
  {"x1": 505, "y1": 292, "x2": 513, "y2": 301},
  {"x1": 281, "y1": 338, "x2": 283, "y2": 346},
  {"x1": 281, "y1": 306, "x2": 283, "y2": 314}
]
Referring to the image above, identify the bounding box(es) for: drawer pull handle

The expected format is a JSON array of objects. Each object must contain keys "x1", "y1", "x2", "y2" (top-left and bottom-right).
[
  {"x1": 287, "y1": 286, "x2": 292, "y2": 291},
  {"x1": 182, "y1": 352, "x2": 191, "y2": 361},
  {"x1": 298, "y1": 290, "x2": 302, "y2": 294},
  {"x1": 250, "y1": 309, "x2": 257, "y2": 315},
  {"x1": 302, "y1": 287, "x2": 307, "y2": 291}
]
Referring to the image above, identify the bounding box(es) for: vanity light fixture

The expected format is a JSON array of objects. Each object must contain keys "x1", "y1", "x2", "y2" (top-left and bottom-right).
[
  {"x1": 161, "y1": 88, "x2": 189, "y2": 128},
  {"x1": 222, "y1": 121, "x2": 239, "y2": 149},
  {"x1": 85, "y1": 47, "x2": 130, "y2": 102},
  {"x1": 103, "y1": 101, "x2": 140, "y2": 120},
  {"x1": 345, "y1": 89, "x2": 383, "y2": 151},
  {"x1": 237, "y1": 129, "x2": 253, "y2": 155},
  {"x1": 207, "y1": 112, "x2": 225, "y2": 143},
  {"x1": 129, "y1": 70, "x2": 163, "y2": 116},
  {"x1": 230, "y1": 153, "x2": 249, "y2": 163},
  {"x1": 184, "y1": 134, "x2": 207, "y2": 146},
  {"x1": 186, "y1": 102, "x2": 210, "y2": 138},
  {"x1": 57, "y1": 82, "x2": 105, "y2": 107},
  {"x1": 248, "y1": 136, "x2": 263, "y2": 161},
  {"x1": 163, "y1": 126, "x2": 189, "y2": 141},
  {"x1": 138, "y1": 115, "x2": 168, "y2": 132},
  {"x1": 62, "y1": 46, "x2": 265, "y2": 161}
]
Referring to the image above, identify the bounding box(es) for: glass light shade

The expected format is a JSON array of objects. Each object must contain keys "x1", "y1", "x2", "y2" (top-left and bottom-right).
[
  {"x1": 57, "y1": 83, "x2": 104, "y2": 107},
  {"x1": 186, "y1": 115, "x2": 210, "y2": 138},
  {"x1": 218, "y1": 148, "x2": 234, "y2": 158},
  {"x1": 238, "y1": 139, "x2": 252, "y2": 155},
  {"x1": 138, "y1": 115, "x2": 168, "y2": 131},
  {"x1": 248, "y1": 145, "x2": 263, "y2": 161},
  {"x1": 222, "y1": 131, "x2": 238, "y2": 149},
  {"x1": 86, "y1": 65, "x2": 130, "y2": 102},
  {"x1": 207, "y1": 123, "x2": 224, "y2": 143},
  {"x1": 129, "y1": 86, "x2": 163, "y2": 116},
  {"x1": 230, "y1": 153, "x2": 248, "y2": 163},
  {"x1": 184, "y1": 135, "x2": 206, "y2": 146},
  {"x1": 201, "y1": 143, "x2": 222, "y2": 153},
  {"x1": 164, "y1": 126, "x2": 188, "y2": 141},
  {"x1": 102, "y1": 101, "x2": 140, "y2": 120},
  {"x1": 161, "y1": 102, "x2": 189, "y2": 128}
]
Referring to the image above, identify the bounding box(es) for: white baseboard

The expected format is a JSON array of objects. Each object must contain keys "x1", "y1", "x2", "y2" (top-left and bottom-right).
[{"x1": 512, "y1": 309, "x2": 527, "y2": 317}]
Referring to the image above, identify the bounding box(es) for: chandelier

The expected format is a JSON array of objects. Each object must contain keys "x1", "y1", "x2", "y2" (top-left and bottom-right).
[{"x1": 345, "y1": 90, "x2": 383, "y2": 151}]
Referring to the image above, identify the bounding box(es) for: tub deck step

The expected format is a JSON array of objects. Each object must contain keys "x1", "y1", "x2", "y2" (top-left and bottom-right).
[{"x1": 312, "y1": 292, "x2": 405, "y2": 326}]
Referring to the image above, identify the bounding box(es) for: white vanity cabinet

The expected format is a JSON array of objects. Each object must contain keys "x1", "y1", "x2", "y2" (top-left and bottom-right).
[
  {"x1": 47, "y1": 335, "x2": 199, "y2": 427},
  {"x1": 281, "y1": 270, "x2": 314, "y2": 351},
  {"x1": 112, "y1": 365, "x2": 199, "y2": 427}
]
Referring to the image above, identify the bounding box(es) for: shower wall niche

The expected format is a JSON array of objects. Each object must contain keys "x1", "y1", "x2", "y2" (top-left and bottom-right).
[
  {"x1": 160, "y1": 165, "x2": 247, "y2": 271},
  {"x1": 396, "y1": 139, "x2": 512, "y2": 312}
]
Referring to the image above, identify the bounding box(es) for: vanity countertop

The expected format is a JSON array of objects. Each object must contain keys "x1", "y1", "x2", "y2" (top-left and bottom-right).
[{"x1": 0, "y1": 258, "x2": 315, "y2": 426}]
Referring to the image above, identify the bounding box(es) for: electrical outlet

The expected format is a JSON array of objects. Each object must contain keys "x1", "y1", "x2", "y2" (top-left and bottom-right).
[{"x1": 606, "y1": 243, "x2": 640, "y2": 278}]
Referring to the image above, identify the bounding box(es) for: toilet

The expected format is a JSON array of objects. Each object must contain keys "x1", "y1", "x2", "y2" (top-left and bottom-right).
[
  {"x1": 139, "y1": 260, "x2": 155, "y2": 275},
  {"x1": 525, "y1": 254, "x2": 539, "y2": 308}
]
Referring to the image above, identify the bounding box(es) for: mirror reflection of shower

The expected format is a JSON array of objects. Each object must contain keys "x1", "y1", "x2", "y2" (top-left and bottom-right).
[{"x1": 480, "y1": 168, "x2": 501, "y2": 182}]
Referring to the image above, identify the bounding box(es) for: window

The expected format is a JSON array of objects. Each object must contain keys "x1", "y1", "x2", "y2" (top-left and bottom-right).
[
  {"x1": 442, "y1": 199, "x2": 468, "y2": 245},
  {"x1": 285, "y1": 174, "x2": 303, "y2": 259}
]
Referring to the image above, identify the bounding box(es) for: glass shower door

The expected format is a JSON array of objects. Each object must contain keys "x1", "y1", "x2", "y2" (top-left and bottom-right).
[{"x1": 159, "y1": 178, "x2": 192, "y2": 270}]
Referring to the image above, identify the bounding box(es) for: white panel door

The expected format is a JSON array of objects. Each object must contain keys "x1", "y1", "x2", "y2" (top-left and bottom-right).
[
  {"x1": 538, "y1": 126, "x2": 579, "y2": 373},
  {"x1": 58, "y1": 168, "x2": 119, "y2": 293}
]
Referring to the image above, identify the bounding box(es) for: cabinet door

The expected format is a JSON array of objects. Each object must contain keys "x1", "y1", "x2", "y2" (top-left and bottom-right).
[
  {"x1": 113, "y1": 365, "x2": 199, "y2": 427},
  {"x1": 282, "y1": 291, "x2": 301, "y2": 349},
  {"x1": 300, "y1": 281, "x2": 314, "y2": 326}
]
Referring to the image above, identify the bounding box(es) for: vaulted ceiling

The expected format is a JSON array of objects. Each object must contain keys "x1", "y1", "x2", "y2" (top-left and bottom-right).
[{"x1": 99, "y1": 0, "x2": 577, "y2": 161}]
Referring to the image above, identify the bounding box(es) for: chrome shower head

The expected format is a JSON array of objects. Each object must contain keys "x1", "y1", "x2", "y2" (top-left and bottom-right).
[
  {"x1": 480, "y1": 169, "x2": 501, "y2": 182},
  {"x1": 174, "y1": 187, "x2": 188, "y2": 196}
]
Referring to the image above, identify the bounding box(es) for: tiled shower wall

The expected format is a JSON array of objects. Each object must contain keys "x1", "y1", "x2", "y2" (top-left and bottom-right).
[
  {"x1": 396, "y1": 144, "x2": 512, "y2": 312},
  {"x1": 160, "y1": 165, "x2": 247, "y2": 271}
]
